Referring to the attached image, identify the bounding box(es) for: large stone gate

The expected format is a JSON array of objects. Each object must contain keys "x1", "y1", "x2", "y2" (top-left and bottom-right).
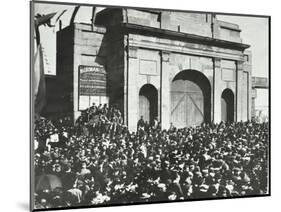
[{"x1": 55, "y1": 8, "x2": 252, "y2": 132}]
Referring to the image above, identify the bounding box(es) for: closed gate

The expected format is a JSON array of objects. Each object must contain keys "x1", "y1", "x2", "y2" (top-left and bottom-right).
[
  {"x1": 171, "y1": 80, "x2": 204, "y2": 128},
  {"x1": 139, "y1": 84, "x2": 158, "y2": 124},
  {"x1": 139, "y1": 95, "x2": 150, "y2": 123},
  {"x1": 221, "y1": 89, "x2": 234, "y2": 122},
  {"x1": 170, "y1": 70, "x2": 211, "y2": 128}
]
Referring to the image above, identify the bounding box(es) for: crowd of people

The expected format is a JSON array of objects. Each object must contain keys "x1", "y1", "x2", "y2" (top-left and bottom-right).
[{"x1": 33, "y1": 103, "x2": 269, "y2": 209}]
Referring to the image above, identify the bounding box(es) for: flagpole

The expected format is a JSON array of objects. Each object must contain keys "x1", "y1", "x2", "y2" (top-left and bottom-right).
[{"x1": 70, "y1": 6, "x2": 80, "y2": 25}]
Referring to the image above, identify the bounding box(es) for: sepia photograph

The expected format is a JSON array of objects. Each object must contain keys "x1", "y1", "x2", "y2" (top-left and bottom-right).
[{"x1": 31, "y1": 0, "x2": 270, "y2": 211}]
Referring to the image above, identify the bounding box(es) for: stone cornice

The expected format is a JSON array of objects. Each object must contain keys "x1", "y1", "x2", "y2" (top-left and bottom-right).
[
  {"x1": 129, "y1": 39, "x2": 245, "y2": 61},
  {"x1": 122, "y1": 23, "x2": 250, "y2": 51}
]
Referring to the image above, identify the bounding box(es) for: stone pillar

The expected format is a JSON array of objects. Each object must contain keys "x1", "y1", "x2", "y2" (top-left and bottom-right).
[
  {"x1": 160, "y1": 51, "x2": 171, "y2": 130},
  {"x1": 251, "y1": 89, "x2": 257, "y2": 119},
  {"x1": 127, "y1": 46, "x2": 138, "y2": 132},
  {"x1": 245, "y1": 65, "x2": 252, "y2": 121},
  {"x1": 243, "y1": 52, "x2": 252, "y2": 121},
  {"x1": 213, "y1": 58, "x2": 222, "y2": 123},
  {"x1": 236, "y1": 61, "x2": 244, "y2": 122},
  {"x1": 123, "y1": 35, "x2": 128, "y2": 126},
  {"x1": 247, "y1": 72, "x2": 252, "y2": 121}
]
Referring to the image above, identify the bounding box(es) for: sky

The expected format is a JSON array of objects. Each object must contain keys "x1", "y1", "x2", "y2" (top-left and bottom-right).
[{"x1": 34, "y1": 3, "x2": 269, "y2": 79}]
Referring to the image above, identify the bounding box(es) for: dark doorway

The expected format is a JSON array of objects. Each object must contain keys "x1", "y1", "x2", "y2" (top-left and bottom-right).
[
  {"x1": 171, "y1": 70, "x2": 211, "y2": 128},
  {"x1": 221, "y1": 89, "x2": 234, "y2": 122},
  {"x1": 139, "y1": 84, "x2": 158, "y2": 124}
]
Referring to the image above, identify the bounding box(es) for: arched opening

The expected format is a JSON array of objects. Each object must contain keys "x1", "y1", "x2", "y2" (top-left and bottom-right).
[
  {"x1": 139, "y1": 84, "x2": 158, "y2": 124},
  {"x1": 171, "y1": 70, "x2": 211, "y2": 128},
  {"x1": 221, "y1": 89, "x2": 234, "y2": 122}
]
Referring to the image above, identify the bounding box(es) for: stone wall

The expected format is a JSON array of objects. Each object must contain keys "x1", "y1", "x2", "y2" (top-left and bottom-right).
[
  {"x1": 217, "y1": 20, "x2": 242, "y2": 43},
  {"x1": 161, "y1": 12, "x2": 212, "y2": 37},
  {"x1": 72, "y1": 24, "x2": 108, "y2": 118},
  {"x1": 127, "y1": 10, "x2": 160, "y2": 28},
  {"x1": 56, "y1": 23, "x2": 109, "y2": 120},
  {"x1": 104, "y1": 28, "x2": 125, "y2": 115},
  {"x1": 96, "y1": 8, "x2": 242, "y2": 43},
  {"x1": 127, "y1": 47, "x2": 161, "y2": 131}
]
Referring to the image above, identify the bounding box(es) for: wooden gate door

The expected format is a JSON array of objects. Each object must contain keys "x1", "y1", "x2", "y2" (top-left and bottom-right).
[
  {"x1": 221, "y1": 89, "x2": 234, "y2": 122},
  {"x1": 221, "y1": 97, "x2": 227, "y2": 122},
  {"x1": 139, "y1": 84, "x2": 158, "y2": 124},
  {"x1": 139, "y1": 95, "x2": 150, "y2": 123},
  {"x1": 171, "y1": 79, "x2": 204, "y2": 128}
]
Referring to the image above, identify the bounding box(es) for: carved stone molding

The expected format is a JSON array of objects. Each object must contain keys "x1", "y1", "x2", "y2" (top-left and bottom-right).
[
  {"x1": 213, "y1": 58, "x2": 221, "y2": 68},
  {"x1": 236, "y1": 61, "x2": 244, "y2": 71},
  {"x1": 161, "y1": 51, "x2": 170, "y2": 62},
  {"x1": 128, "y1": 46, "x2": 138, "y2": 58}
]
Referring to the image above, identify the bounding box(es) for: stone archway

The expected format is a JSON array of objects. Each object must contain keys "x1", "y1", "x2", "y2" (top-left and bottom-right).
[
  {"x1": 221, "y1": 88, "x2": 234, "y2": 122},
  {"x1": 170, "y1": 70, "x2": 211, "y2": 128},
  {"x1": 139, "y1": 84, "x2": 158, "y2": 124}
]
